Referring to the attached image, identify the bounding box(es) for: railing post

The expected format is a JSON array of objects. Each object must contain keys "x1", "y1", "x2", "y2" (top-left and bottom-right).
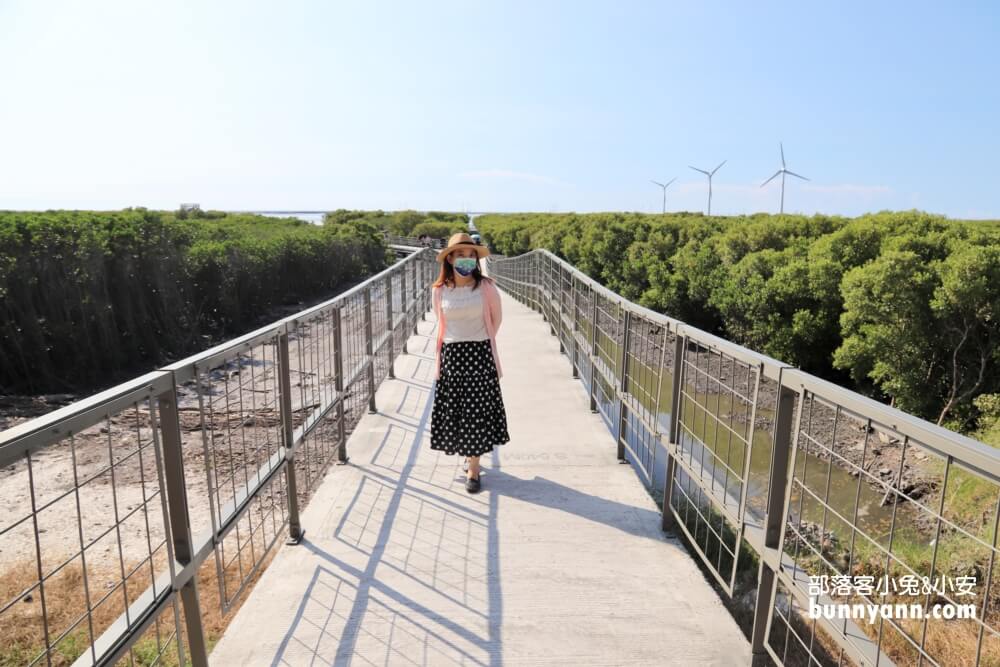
[
  {"x1": 400, "y1": 266, "x2": 409, "y2": 354},
  {"x1": 277, "y1": 330, "x2": 304, "y2": 544},
  {"x1": 651, "y1": 326, "x2": 668, "y2": 493},
  {"x1": 527, "y1": 252, "x2": 532, "y2": 310},
  {"x1": 333, "y1": 306, "x2": 349, "y2": 464},
  {"x1": 544, "y1": 256, "x2": 553, "y2": 328},
  {"x1": 524, "y1": 254, "x2": 529, "y2": 305},
  {"x1": 364, "y1": 285, "x2": 377, "y2": 414},
  {"x1": 544, "y1": 255, "x2": 552, "y2": 323},
  {"x1": 519, "y1": 255, "x2": 524, "y2": 303},
  {"x1": 750, "y1": 372, "x2": 797, "y2": 660},
  {"x1": 156, "y1": 386, "x2": 209, "y2": 667},
  {"x1": 661, "y1": 331, "x2": 686, "y2": 532},
  {"x1": 549, "y1": 262, "x2": 563, "y2": 342},
  {"x1": 562, "y1": 267, "x2": 568, "y2": 350},
  {"x1": 424, "y1": 254, "x2": 432, "y2": 315},
  {"x1": 533, "y1": 252, "x2": 549, "y2": 322},
  {"x1": 386, "y1": 275, "x2": 395, "y2": 380},
  {"x1": 589, "y1": 286, "x2": 599, "y2": 414},
  {"x1": 420, "y1": 256, "x2": 428, "y2": 322},
  {"x1": 550, "y1": 258, "x2": 556, "y2": 326},
  {"x1": 616, "y1": 305, "x2": 630, "y2": 463},
  {"x1": 570, "y1": 276, "x2": 579, "y2": 378},
  {"x1": 532, "y1": 253, "x2": 539, "y2": 312},
  {"x1": 411, "y1": 260, "x2": 419, "y2": 335}
]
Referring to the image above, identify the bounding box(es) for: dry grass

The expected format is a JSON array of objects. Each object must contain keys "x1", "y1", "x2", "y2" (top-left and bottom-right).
[
  {"x1": 0, "y1": 549, "x2": 276, "y2": 666},
  {"x1": 866, "y1": 607, "x2": 1000, "y2": 666}
]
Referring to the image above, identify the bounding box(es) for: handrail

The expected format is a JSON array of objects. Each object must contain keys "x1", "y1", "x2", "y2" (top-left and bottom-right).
[
  {"x1": 383, "y1": 233, "x2": 447, "y2": 249},
  {"x1": 486, "y1": 247, "x2": 1000, "y2": 667},
  {"x1": 5, "y1": 238, "x2": 996, "y2": 666},
  {"x1": 0, "y1": 246, "x2": 439, "y2": 666}
]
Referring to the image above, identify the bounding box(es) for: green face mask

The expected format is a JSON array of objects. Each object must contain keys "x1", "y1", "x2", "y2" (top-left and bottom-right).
[{"x1": 454, "y1": 257, "x2": 477, "y2": 276}]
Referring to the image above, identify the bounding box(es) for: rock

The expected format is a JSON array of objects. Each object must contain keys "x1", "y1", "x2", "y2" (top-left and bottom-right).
[
  {"x1": 902, "y1": 481, "x2": 933, "y2": 501},
  {"x1": 879, "y1": 467, "x2": 891, "y2": 476},
  {"x1": 785, "y1": 520, "x2": 841, "y2": 553}
]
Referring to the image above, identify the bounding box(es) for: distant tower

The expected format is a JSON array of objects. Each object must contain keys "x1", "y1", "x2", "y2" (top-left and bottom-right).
[
  {"x1": 760, "y1": 143, "x2": 809, "y2": 214},
  {"x1": 650, "y1": 178, "x2": 677, "y2": 214},
  {"x1": 688, "y1": 161, "x2": 726, "y2": 216}
]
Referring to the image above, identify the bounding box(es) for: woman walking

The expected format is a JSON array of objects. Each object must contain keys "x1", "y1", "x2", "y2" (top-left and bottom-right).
[{"x1": 430, "y1": 233, "x2": 510, "y2": 493}]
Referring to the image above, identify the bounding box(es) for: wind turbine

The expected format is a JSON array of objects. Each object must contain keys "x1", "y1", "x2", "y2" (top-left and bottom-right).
[
  {"x1": 688, "y1": 161, "x2": 726, "y2": 216},
  {"x1": 761, "y1": 142, "x2": 809, "y2": 214},
  {"x1": 650, "y1": 177, "x2": 677, "y2": 214}
]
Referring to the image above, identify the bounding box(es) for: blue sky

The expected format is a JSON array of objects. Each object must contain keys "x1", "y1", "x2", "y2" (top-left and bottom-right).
[{"x1": 1, "y1": 1, "x2": 998, "y2": 218}]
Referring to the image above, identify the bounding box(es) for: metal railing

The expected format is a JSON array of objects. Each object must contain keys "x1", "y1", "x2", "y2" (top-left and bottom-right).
[
  {"x1": 487, "y1": 248, "x2": 1000, "y2": 667},
  {"x1": 383, "y1": 233, "x2": 447, "y2": 249},
  {"x1": 0, "y1": 246, "x2": 438, "y2": 666}
]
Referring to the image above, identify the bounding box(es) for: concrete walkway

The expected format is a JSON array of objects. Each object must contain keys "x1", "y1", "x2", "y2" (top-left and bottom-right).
[{"x1": 209, "y1": 286, "x2": 751, "y2": 666}]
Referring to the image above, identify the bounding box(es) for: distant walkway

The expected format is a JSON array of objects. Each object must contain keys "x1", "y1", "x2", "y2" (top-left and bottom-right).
[{"x1": 210, "y1": 285, "x2": 750, "y2": 666}]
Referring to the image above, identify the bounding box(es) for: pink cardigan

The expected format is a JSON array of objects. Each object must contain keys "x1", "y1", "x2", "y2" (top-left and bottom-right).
[{"x1": 432, "y1": 277, "x2": 503, "y2": 380}]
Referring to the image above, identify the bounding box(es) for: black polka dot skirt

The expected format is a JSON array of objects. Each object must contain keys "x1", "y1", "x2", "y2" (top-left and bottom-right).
[{"x1": 430, "y1": 339, "x2": 510, "y2": 458}]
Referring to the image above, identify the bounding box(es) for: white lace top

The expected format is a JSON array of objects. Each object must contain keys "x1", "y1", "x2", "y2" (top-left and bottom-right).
[{"x1": 441, "y1": 284, "x2": 489, "y2": 343}]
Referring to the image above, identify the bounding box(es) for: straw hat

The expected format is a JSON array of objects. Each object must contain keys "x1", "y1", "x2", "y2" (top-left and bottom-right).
[{"x1": 435, "y1": 232, "x2": 491, "y2": 263}]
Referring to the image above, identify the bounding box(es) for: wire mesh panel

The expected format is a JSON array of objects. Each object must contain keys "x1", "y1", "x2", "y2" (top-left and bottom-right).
[
  {"x1": 617, "y1": 312, "x2": 670, "y2": 488},
  {"x1": 0, "y1": 375, "x2": 183, "y2": 666},
  {"x1": 573, "y1": 283, "x2": 596, "y2": 388},
  {"x1": 370, "y1": 279, "x2": 394, "y2": 386},
  {"x1": 390, "y1": 271, "x2": 409, "y2": 360},
  {"x1": 342, "y1": 350, "x2": 373, "y2": 435},
  {"x1": 0, "y1": 247, "x2": 438, "y2": 665},
  {"x1": 293, "y1": 410, "x2": 343, "y2": 502},
  {"x1": 0, "y1": 252, "x2": 438, "y2": 664},
  {"x1": 285, "y1": 305, "x2": 348, "y2": 503},
  {"x1": 109, "y1": 598, "x2": 187, "y2": 667},
  {"x1": 676, "y1": 336, "x2": 761, "y2": 518},
  {"x1": 743, "y1": 372, "x2": 786, "y2": 524},
  {"x1": 405, "y1": 259, "x2": 418, "y2": 333},
  {"x1": 340, "y1": 291, "x2": 371, "y2": 406},
  {"x1": 289, "y1": 307, "x2": 341, "y2": 437},
  {"x1": 567, "y1": 274, "x2": 586, "y2": 378},
  {"x1": 589, "y1": 291, "x2": 622, "y2": 430},
  {"x1": 557, "y1": 262, "x2": 574, "y2": 355},
  {"x1": 213, "y1": 463, "x2": 289, "y2": 614},
  {"x1": 541, "y1": 254, "x2": 559, "y2": 334},
  {"x1": 666, "y1": 331, "x2": 761, "y2": 593},
  {"x1": 766, "y1": 577, "x2": 861, "y2": 667},
  {"x1": 189, "y1": 334, "x2": 289, "y2": 613},
  {"x1": 773, "y1": 371, "x2": 1000, "y2": 667},
  {"x1": 486, "y1": 247, "x2": 1000, "y2": 666}
]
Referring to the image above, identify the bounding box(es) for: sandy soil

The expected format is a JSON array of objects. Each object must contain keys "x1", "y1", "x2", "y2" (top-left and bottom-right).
[{"x1": 0, "y1": 281, "x2": 417, "y2": 574}]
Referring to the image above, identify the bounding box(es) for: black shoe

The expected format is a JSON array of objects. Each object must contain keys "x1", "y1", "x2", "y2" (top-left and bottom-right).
[{"x1": 465, "y1": 475, "x2": 481, "y2": 493}]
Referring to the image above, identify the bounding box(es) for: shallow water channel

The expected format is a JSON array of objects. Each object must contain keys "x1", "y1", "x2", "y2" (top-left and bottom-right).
[{"x1": 580, "y1": 349, "x2": 924, "y2": 551}]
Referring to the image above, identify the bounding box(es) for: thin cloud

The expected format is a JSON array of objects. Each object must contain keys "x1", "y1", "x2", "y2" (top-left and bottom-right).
[
  {"x1": 459, "y1": 169, "x2": 572, "y2": 187},
  {"x1": 675, "y1": 182, "x2": 891, "y2": 196},
  {"x1": 799, "y1": 183, "x2": 891, "y2": 195},
  {"x1": 676, "y1": 182, "x2": 760, "y2": 195}
]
